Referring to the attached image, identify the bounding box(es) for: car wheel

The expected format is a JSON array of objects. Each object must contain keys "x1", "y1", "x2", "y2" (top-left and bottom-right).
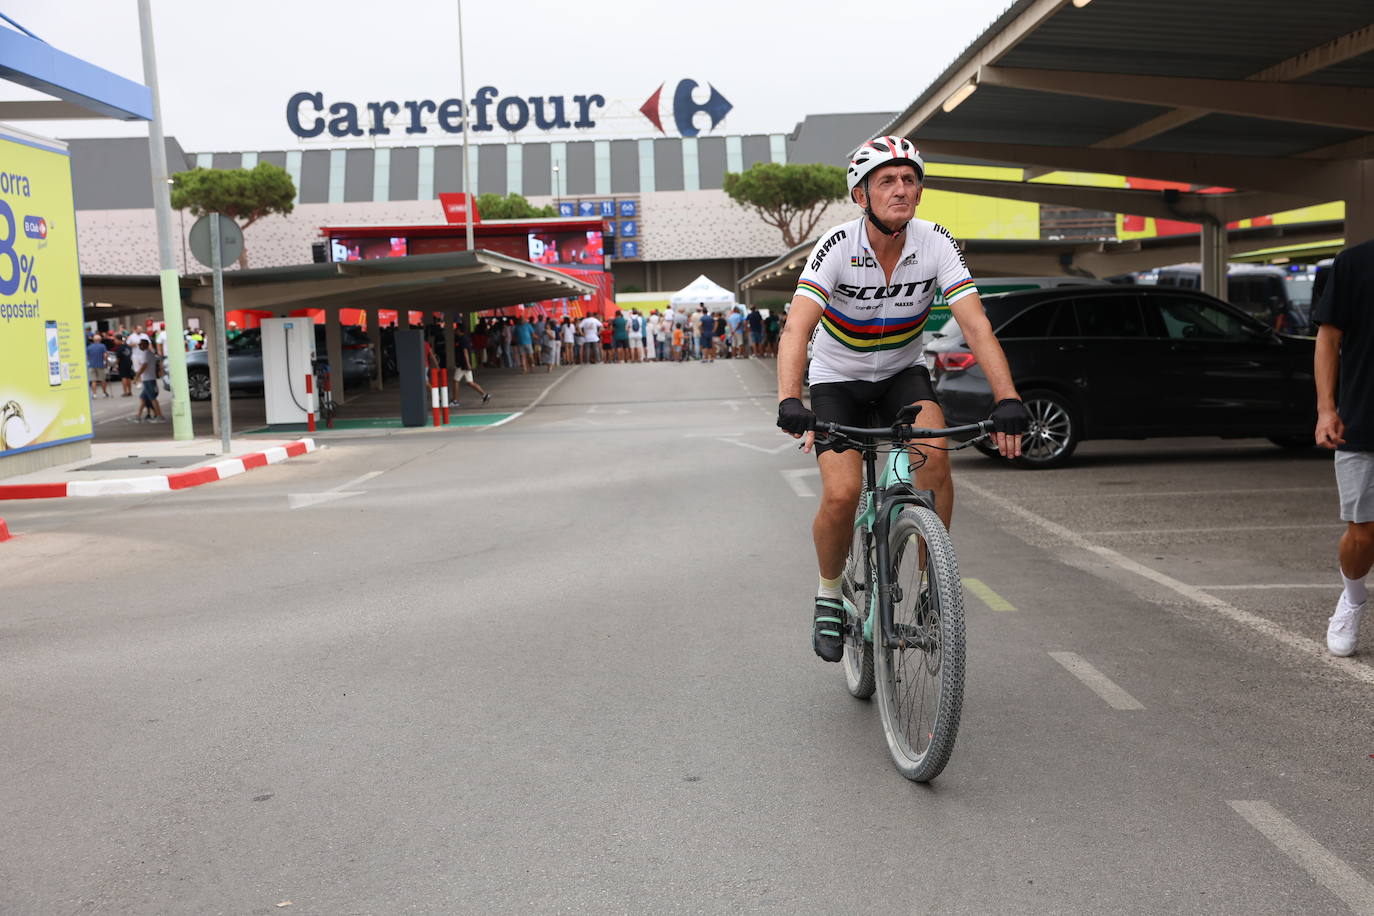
[
  {"x1": 1269, "y1": 434, "x2": 1316, "y2": 449},
  {"x1": 1013, "y1": 389, "x2": 1080, "y2": 470},
  {"x1": 187, "y1": 369, "x2": 211, "y2": 401}
]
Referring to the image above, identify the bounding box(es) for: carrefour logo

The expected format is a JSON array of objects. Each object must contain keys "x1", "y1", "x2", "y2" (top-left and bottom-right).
[
  {"x1": 639, "y1": 79, "x2": 732, "y2": 137},
  {"x1": 23, "y1": 215, "x2": 47, "y2": 240}
]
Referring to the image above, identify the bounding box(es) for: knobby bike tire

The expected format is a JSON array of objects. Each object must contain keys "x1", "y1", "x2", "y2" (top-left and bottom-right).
[
  {"x1": 842, "y1": 487, "x2": 876, "y2": 700},
  {"x1": 874, "y1": 505, "x2": 966, "y2": 782}
]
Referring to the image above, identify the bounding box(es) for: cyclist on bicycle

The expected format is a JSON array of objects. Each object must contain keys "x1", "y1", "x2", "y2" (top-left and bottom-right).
[{"x1": 776, "y1": 135, "x2": 1030, "y2": 662}]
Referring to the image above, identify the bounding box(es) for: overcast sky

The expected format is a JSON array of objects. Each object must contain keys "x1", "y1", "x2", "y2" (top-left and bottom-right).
[{"x1": 4, "y1": 0, "x2": 1009, "y2": 152}]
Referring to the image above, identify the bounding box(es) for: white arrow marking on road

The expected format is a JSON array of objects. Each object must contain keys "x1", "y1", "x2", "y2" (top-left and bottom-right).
[
  {"x1": 288, "y1": 470, "x2": 383, "y2": 510},
  {"x1": 587, "y1": 405, "x2": 629, "y2": 415},
  {"x1": 1048, "y1": 651, "x2": 1143, "y2": 710},
  {"x1": 719, "y1": 438, "x2": 795, "y2": 454},
  {"x1": 781, "y1": 467, "x2": 819, "y2": 498},
  {"x1": 1229, "y1": 801, "x2": 1374, "y2": 915}
]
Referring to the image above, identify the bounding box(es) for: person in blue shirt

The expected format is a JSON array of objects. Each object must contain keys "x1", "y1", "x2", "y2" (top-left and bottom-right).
[
  {"x1": 514, "y1": 317, "x2": 535, "y2": 373},
  {"x1": 699, "y1": 310, "x2": 716, "y2": 363},
  {"x1": 611, "y1": 310, "x2": 630, "y2": 364},
  {"x1": 86, "y1": 335, "x2": 110, "y2": 397}
]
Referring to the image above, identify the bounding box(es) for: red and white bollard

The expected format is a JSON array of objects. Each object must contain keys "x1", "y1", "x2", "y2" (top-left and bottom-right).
[
  {"x1": 440, "y1": 369, "x2": 450, "y2": 425},
  {"x1": 305, "y1": 373, "x2": 316, "y2": 432},
  {"x1": 428, "y1": 368, "x2": 439, "y2": 428}
]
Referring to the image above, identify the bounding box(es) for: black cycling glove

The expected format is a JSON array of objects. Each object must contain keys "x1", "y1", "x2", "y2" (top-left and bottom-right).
[
  {"x1": 777, "y1": 397, "x2": 816, "y2": 435},
  {"x1": 990, "y1": 398, "x2": 1030, "y2": 435}
]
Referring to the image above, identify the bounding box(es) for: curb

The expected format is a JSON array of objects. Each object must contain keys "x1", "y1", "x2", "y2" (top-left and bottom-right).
[{"x1": 0, "y1": 439, "x2": 317, "y2": 501}]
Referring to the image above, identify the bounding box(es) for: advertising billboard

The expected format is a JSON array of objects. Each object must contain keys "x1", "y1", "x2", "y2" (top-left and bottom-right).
[{"x1": 0, "y1": 127, "x2": 92, "y2": 458}]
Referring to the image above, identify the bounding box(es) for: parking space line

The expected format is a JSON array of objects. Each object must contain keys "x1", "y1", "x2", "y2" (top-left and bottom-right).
[
  {"x1": 1011, "y1": 486, "x2": 1331, "y2": 500},
  {"x1": 1048, "y1": 652, "x2": 1144, "y2": 710},
  {"x1": 1087, "y1": 524, "x2": 1340, "y2": 536},
  {"x1": 781, "y1": 468, "x2": 818, "y2": 498},
  {"x1": 962, "y1": 577, "x2": 1016, "y2": 611},
  {"x1": 958, "y1": 478, "x2": 1374, "y2": 688},
  {"x1": 1200, "y1": 584, "x2": 1336, "y2": 590},
  {"x1": 1228, "y1": 800, "x2": 1374, "y2": 915}
]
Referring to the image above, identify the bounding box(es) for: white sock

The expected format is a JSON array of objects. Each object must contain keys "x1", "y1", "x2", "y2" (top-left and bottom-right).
[
  {"x1": 1342, "y1": 573, "x2": 1367, "y2": 607},
  {"x1": 818, "y1": 574, "x2": 842, "y2": 600}
]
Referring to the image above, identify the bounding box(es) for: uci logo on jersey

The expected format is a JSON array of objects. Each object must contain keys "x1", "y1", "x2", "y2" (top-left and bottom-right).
[
  {"x1": 850, "y1": 255, "x2": 877, "y2": 268},
  {"x1": 639, "y1": 79, "x2": 732, "y2": 137}
]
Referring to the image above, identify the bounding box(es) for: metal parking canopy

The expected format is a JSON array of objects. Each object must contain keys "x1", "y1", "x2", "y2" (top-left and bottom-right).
[
  {"x1": 878, "y1": 0, "x2": 1374, "y2": 295},
  {"x1": 737, "y1": 218, "x2": 1341, "y2": 297},
  {"x1": 82, "y1": 249, "x2": 595, "y2": 411}
]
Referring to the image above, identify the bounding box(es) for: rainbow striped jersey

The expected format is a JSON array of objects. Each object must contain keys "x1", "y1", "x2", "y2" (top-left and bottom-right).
[{"x1": 794, "y1": 217, "x2": 977, "y2": 384}]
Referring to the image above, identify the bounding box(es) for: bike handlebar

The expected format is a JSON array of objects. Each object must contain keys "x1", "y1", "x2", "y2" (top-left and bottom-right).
[{"x1": 814, "y1": 418, "x2": 994, "y2": 444}]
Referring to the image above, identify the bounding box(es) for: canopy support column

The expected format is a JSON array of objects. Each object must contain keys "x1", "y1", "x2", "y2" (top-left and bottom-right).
[
  {"x1": 443, "y1": 309, "x2": 458, "y2": 400},
  {"x1": 366, "y1": 307, "x2": 383, "y2": 391},
  {"x1": 1200, "y1": 219, "x2": 1228, "y2": 299},
  {"x1": 325, "y1": 311, "x2": 345, "y2": 406}
]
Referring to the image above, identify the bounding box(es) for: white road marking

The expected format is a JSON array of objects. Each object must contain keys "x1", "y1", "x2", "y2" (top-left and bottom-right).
[
  {"x1": 1228, "y1": 800, "x2": 1374, "y2": 915},
  {"x1": 1087, "y1": 523, "x2": 1341, "y2": 536},
  {"x1": 959, "y1": 478, "x2": 1374, "y2": 687},
  {"x1": 524, "y1": 365, "x2": 579, "y2": 411},
  {"x1": 288, "y1": 470, "x2": 382, "y2": 510},
  {"x1": 1200, "y1": 584, "x2": 1337, "y2": 590},
  {"x1": 719, "y1": 438, "x2": 795, "y2": 454},
  {"x1": 963, "y1": 577, "x2": 1016, "y2": 611},
  {"x1": 587, "y1": 404, "x2": 630, "y2": 415},
  {"x1": 1009, "y1": 485, "x2": 1332, "y2": 500},
  {"x1": 1048, "y1": 652, "x2": 1144, "y2": 710},
  {"x1": 781, "y1": 467, "x2": 819, "y2": 498}
]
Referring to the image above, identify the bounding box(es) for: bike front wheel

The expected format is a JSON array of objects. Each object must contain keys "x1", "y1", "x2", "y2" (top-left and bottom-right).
[{"x1": 874, "y1": 505, "x2": 966, "y2": 782}]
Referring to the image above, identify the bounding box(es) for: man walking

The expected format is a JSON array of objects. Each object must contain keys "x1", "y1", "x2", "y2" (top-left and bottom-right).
[
  {"x1": 1315, "y1": 237, "x2": 1374, "y2": 657},
  {"x1": 131, "y1": 338, "x2": 163, "y2": 422},
  {"x1": 451, "y1": 328, "x2": 492, "y2": 405}
]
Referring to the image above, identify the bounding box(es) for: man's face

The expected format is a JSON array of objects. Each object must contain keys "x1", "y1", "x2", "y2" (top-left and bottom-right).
[{"x1": 855, "y1": 164, "x2": 922, "y2": 224}]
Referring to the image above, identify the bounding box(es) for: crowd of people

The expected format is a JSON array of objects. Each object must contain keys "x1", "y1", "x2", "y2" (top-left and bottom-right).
[
  {"x1": 85, "y1": 327, "x2": 166, "y2": 422},
  {"x1": 464, "y1": 304, "x2": 783, "y2": 371}
]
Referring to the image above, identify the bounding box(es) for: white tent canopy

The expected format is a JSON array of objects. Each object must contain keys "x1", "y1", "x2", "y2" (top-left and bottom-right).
[{"x1": 669, "y1": 274, "x2": 736, "y2": 310}]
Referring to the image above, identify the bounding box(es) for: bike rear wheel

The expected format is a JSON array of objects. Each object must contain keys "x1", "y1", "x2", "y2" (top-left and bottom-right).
[
  {"x1": 874, "y1": 505, "x2": 966, "y2": 782},
  {"x1": 842, "y1": 489, "x2": 875, "y2": 699}
]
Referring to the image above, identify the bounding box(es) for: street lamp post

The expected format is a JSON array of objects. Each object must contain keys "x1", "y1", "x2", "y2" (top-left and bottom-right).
[{"x1": 553, "y1": 162, "x2": 561, "y2": 211}]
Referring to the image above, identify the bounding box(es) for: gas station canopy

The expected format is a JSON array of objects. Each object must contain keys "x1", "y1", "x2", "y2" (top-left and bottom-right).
[{"x1": 82, "y1": 249, "x2": 596, "y2": 318}]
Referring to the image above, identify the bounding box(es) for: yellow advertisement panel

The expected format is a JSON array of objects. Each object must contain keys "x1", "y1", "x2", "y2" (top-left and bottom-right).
[{"x1": 0, "y1": 127, "x2": 92, "y2": 457}]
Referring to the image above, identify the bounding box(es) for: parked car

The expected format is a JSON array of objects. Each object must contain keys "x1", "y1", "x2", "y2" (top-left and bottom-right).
[
  {"x1": 185, "y1": 325, "x2": 377, "y2": 400},
  {"x1": 926, "y1": 286, "x2": 1317, "y2": 468}
]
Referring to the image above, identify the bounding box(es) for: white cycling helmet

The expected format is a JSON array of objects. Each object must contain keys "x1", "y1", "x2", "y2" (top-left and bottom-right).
[
  {"x1": 846, "y1": 135, "x2": 925, "y2": 196},
  {"x1": 847, "y1": 136, "x2": 926, "y2": 236}
]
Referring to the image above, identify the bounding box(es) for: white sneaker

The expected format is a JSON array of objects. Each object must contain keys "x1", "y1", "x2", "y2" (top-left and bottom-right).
[{"x1": 1327, "y1": 595, "x2": 1366, "y2": 657}]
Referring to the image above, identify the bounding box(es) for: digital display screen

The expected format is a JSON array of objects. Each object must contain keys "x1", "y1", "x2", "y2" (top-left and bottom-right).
[
  {"x1": 330, "y1": 237, "x2": 408, "y2": 261},
  {"x1": 527, "y1": 230, "x2": 604, "y2": 267}
]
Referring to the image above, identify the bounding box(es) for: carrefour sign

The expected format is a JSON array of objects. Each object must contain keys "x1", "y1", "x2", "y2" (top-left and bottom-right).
[{"x1": 286, "y1": 80, "x2": 732, "y2": 139}]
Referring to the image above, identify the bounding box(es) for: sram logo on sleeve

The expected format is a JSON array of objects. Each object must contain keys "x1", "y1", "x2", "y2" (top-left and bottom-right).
[{"x1": 809, "y1": 229, "x2": 847, "y2": 271}]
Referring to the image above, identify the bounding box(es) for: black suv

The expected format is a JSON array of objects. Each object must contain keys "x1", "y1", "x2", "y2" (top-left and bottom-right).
[{"x1": 926, "y1": 286, "x2": 1317, "y2": 468}]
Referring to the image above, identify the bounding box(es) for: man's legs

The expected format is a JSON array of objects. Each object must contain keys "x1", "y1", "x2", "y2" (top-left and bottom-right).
[
  {"x1": 814, "y1": 449, "x2": 864, "y2": 580},
  {"x1": 1339, "y1": 522, "x2": 1374, "y2": 581}
]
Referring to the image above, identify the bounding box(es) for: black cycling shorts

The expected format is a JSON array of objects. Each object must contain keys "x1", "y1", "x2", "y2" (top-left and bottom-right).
[{"x1": 809, "y1": 365, "x2": 939, "y2": 455}]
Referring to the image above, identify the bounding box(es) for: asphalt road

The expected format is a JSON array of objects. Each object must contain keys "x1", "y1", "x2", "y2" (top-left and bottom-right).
[{"x1": 3, "y1": 359, "x2": 1372, "y2": 915}]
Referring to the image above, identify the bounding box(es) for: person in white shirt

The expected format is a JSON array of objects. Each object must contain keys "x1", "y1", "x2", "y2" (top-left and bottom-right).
[
  {"x1": 648, "y1": 311, "x2": 663, "y2": 361},
  {"x1": 578, "y1": 314, "x2": 603, "y2": 364}
]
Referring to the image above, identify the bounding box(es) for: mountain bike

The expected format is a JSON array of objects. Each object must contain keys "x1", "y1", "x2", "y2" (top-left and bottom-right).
[{"x1": 816, "y1": 406, "x2": 993, "y2": 783}]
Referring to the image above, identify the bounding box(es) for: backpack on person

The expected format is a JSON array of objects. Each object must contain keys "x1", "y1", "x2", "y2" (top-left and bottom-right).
[{"x1": 631, "y1": 315, "x2": 641, "y2": 334}]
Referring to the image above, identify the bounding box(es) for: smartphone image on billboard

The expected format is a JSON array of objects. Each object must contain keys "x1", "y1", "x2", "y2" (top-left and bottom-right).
[{"x1": 46, "y1": 320, "x2": 61, "y2": 386}]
